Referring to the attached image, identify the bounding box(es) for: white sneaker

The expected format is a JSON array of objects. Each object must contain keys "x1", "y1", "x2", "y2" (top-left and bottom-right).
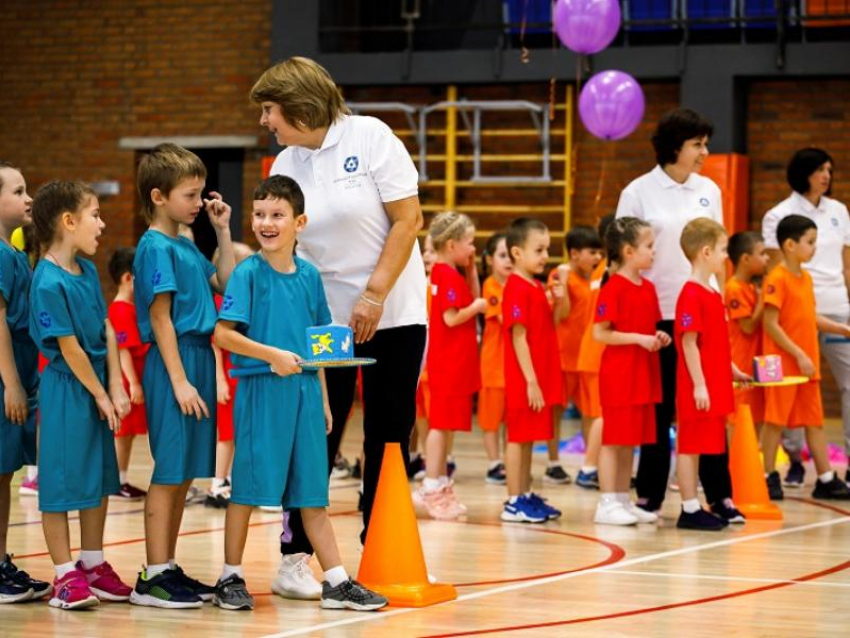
[
  {"x1": 270, "y1": 553, "x2": 322, "y2": 600},
  {"x1": 621, "y1": 500, "x2": 658, "y2": 523},
  {"x1": 594, "y1": 501, "x2": 638, "y2": 526}
]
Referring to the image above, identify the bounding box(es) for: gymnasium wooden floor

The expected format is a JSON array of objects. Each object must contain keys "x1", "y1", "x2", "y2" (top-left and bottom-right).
[{"x1": 5, "y1": 413, "x2": 850, "y2": 637}]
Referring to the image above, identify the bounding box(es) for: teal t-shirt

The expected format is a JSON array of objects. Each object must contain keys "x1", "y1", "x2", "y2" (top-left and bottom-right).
[
  {"x1": 0, "y1": 241, "x2": 33, "y2": 335},
  {"x1": 29, "y1": 258, "x2": 107, "y2": 364},
  {"x1": 218, "y1": 254, "x2": 332, "y2": 369},
  {"x1": 133, "y1": 230, "x2": 217, "y2": 342}
]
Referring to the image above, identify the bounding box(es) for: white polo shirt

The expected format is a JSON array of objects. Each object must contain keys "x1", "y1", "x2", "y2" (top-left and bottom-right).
[
  {"x1": 270, "y1": 114, "x2": 427, "y2": 329},
  {"x1": 615, "y1": 165, "x2": 724, "y2": 320},
  {"x1": 762, "y1": 191, "x2": 850, "y2": 317}
]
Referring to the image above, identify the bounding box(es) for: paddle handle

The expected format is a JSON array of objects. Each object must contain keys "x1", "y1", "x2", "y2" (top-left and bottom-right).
[
  {"x1": 229, "y1": 364, "x2": 274, "y2": 378},
  {"x1": 824, "y1": 336, "x2": 850, "y2": 344}
]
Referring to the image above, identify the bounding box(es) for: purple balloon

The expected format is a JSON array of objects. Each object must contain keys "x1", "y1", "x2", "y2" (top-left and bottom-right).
[
  {"x1": 554, "y1": 0, "x2": 621, "y2": 55},
  {"x1": 578, "y1": 70, "x2": 645, "y2": 141}
]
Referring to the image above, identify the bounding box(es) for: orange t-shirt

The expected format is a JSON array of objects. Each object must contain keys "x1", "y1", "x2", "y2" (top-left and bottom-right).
[
  {"x1": 576, "y1": 259, "x2": 608, "y2": 373},
  {"x1": 724, "y1": 277, "x2": 761, "y2": 376},
  {"x1": 480, "y1": 276, "x2": 505, "y2": 388},
  {"x1": 762, "y1": 264, "x2": 820, "y2": 380},
  {"x1": 548, "y1": 267, "x2": 593, "y2": 372}
]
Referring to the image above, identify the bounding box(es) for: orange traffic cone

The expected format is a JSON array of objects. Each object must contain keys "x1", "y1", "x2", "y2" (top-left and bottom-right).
[
  {"x1": 729, "y1": 404, "x2": 783, "y2": 520},
  {"x1": 357, "y1": 443, "x2": 457, "y2": 607}
]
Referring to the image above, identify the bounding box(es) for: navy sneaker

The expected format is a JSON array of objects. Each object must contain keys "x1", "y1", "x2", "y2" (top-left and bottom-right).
[
  {"x1": 677, "y1": 508, "x2": 727, "y2": 531},
  {"x1": 812, "y1": 476, "x2": 850, "y2": 500},
  {"x1": 406, "y1": 454, "x2": 425, "y2": 480},
  {"x1": 500, "y1": 495, "x2": 547, "y2": 523},
  {"x1": 527, "y1": 493, "x2": 562, "y2": 520},
  {"x1": 0, "y1": 574, "x2": 32, "y2": 603},
  {"x1": 0, "y1": 555, "x2": 50, "y2": 601},
  {"x1": 575, "y1": 469, "x2": 599, "y2": 489},
  {"x1": 447, "y1": 459, "x2": 457, "y2": 479},
  {"x1": 710, "y1": 499, "x2": 746, "y2": 524},
  {"x1": 129, "y1": 568, "x2": 203, "y2": 609},
  {"x1": 173, "y1": 565, "x2": 215, "y2": 601},
  {"x1": 351, "y1": 459, "x2": 362, "y2": 480},
  {"x1": 766, "y1": 471, "x2": 784, "y2": 501},
  {"x1": 783, "y1": 461, "x2": 805, "y2": 488},
  {"x1": 485, "y1": 462, "x2": 506, "y2": 485},
  {"x1": 543, "y1": 465, "x2": 571, "y2": 484}
]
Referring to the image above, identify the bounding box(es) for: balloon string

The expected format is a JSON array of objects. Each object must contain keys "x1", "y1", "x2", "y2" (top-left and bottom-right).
[
  {"x1": 593, "y1": 141, "x2": 614, "y2": 218},
  {"x1": 520, "y1": 0, "x2": 529, "y2": 63}
]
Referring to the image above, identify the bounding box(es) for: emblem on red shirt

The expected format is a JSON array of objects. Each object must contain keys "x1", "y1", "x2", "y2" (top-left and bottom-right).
[
  {"x1": 511, "y1": 304, "x2": 521, "y2": 319},
  {"x1": 681, "y1": 313, "x2": 693, "y2": 328},
  {"x1": 447, "y1": 288, "x2": 457, "y2": 302},
  {"x1": 596, "y1": 303, "x2": 607, "y2": 317}
]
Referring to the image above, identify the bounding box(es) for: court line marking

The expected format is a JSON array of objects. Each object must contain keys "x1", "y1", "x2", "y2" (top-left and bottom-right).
[
  {"x1": 608, "y1": 569, "x2": 850, "y2": 588},
  {"x1": 260, "y1": 514, "x2": 850, "y2": 638}
]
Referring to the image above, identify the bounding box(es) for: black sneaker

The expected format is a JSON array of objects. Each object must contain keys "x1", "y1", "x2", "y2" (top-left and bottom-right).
[
  {"x1": 485, "y1": 462, "x2": 507, "y2": 485},
  {"x1": 213, "y1": 574, "x2": 254, "y2": 611},
  {"x1": 204, "y1": 493, "x2": 230, "y2": 509},
  {"x1": 783, "y1": 461, "x2": 805, "y2": 488},
  {"x1": 351, "y1": 459, "x2": 362, "y2": 480},
  {"x1": 710, "y1": 500, "x2": 746, "y2": 524},
  {"x1": 357, "y1": 489, "x2": 364, "y2": 512},
  {"x1": 0, "y1": 554, "x2": 51, "y2": 600},
  {"x1": 845, "y1": 468, "x2": 850, "y2": 486},
  {"x1": 543, "y1": 465, "x2": 571, "y2": 485},
  {"x1": 129, "y1": 568, "x2": 203, "y2": 608},
  {"x1": 319, "y1": 578, "x2": 388, "y2": 611},
  {"x1": 173, "y1": 565, "x2": 215, "y2": 601},
  {"x1": 812, "y1": 475, "x2": 850, "y2": 500},
  {"x1": 766, "y1": 471, "x2": 784, "y2": 501},
  {"x1": 447, "y1": 459, "x2": 457, "y2": 479},
  {"x1": 112, "y1": 483, "x2": 147, "y2": 500},
  {"x1": 677, "y1": 508, "x2": 727, "y2": 531},
  {"x1": 406, "y1": 454, "x2": 425, "y2": 480}
]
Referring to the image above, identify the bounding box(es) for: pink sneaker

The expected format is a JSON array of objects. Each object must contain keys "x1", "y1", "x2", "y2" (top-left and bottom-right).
[
  {"x1": 18, "y1": 476, "x2": 38, "y2": 496},
  {"x1": 48, "y1": 570, "x2": 99, "y2": 610},
  {"x1": 75, "y1": 561, "x2": 132, "y2": 601},
  {"x1": 440, "y1": 483, "x2": 468, "y2": 517},
  {"x1": 413, "y1": 486, "x2": 458, "y2": 520}
]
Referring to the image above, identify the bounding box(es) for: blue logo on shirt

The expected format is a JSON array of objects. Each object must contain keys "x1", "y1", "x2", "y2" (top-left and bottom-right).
[
  {"x1": 512, "y1": 304, "x2": 522, "y2": 319},
  {"x1": 447, "y1": 288, "x2": 457, "y2": 303},
  {"x1": 832, "y1": 217, "x2": 839, "y2": 227},
  {"x1": 681, "y1": 312, "x2": 693, "y2": 328},
  {"x1": 152, "y1": 270, "x2": 162, "y2": 286},
  {"x1": 116, "y1": 331, "x2": 128, "y2": 345},
  {"x1": 222, "y1": 295, "x2": 234, "y2": 311},
  {"x1": 699, "y1": 198, "x2": 710, "y2": 207},
  {"x1": 38, "y1": 311, "x2": 51, "y2": 328},
  {"x1": 343, "y1": 156, "x2": 359, "y2": 173},
  {"x1": 596, "y1": 303, "x2": 607, "y2": 317}
]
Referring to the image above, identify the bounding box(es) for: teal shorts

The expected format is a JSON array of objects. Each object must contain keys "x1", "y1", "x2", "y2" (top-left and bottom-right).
[
  {"x1": 230, "y1": 372, "x2": 329, "y2": 509},
  {"x1": 38, "y1": 361, "x2": 119, "y2": 512},
  {"x1": 0, "y1": 335, "x2": 38, "y2": 474},
  {"x1": 144, "y1": 334, "x2": 216, "y2": 485}
]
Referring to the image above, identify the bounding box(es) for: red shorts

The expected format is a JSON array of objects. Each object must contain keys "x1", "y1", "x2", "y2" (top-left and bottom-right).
[
  {"x1": 477, "y1": 387, "x2": 505, "y2": 432},
  {"x1": 506, "y1": 406, "x2": 554, "y2": 444},
  {"x1": 734, "y1": 386, "x2": 764, "y2": 425},
  {"x1": 115, "y1": 403, "x2": 147, "y2": 438},
  {"x1": 561, "y1": 371, "x2": 580, "y2": 407},
  {"x1": 677, "y1": 416, "x2": 727, "y2": 455},
  {"x1": 217, "y1": 380, "x2": 237, "y2": 443},
  {"x1": 416, "y1": 376, "x2": 431, "y2": 420},
  {"x1": 577, "y1": 372, "x2": 601, "y2": 419},
  {"x1": 765, "y1": 381, "x2": 823, "y2": 428},
  {"x1": 429, "y1": 393, "x2": 474, "y2": 432},
  {"x1": 601, "y1": 404, "x2": 656, "y2": 446}
]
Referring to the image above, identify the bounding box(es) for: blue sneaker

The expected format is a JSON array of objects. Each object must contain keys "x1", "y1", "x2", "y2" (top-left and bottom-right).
[
  {"x1": 575, "y1": 469, "x2": 599, "y2": 490},
  {"x1": 527, "y1": 493, "x2": 562, "y2": 520},
  {"x1": 500, "y1": 495, "x2": 547, "y2": 523}
]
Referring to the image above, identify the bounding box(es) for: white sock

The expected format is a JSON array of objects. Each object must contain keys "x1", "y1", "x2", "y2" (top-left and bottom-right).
[
  {"x1": 55, "y1": 562, "x2": 76, "y2": 578},
  {"x1": 508, "y1": 495, "x2": 519, "y2": 504},
  {"x1": 119, "y1": 471, "x2": 128, "y2": 485},
  {"x1": 423, "y1": 478, "x2": 442, "y2": 493},
  {"x1": 819, "y1": 470, "x2": 835, "y2": 483},
  {"x1": 683, "y1": 498, "x2": 701, "y2": 514},
  {"x1": 438, "y1": 475, "x2": 450, "y2": 487},
  {"x1": 78, "y1": 550, "x2": 104, "y2": 570},
  {"x1": 615, "y1": 493, "x2": 631, "y2": 505},
  {"x1": 600, "y1": 493, "x2": 617, "y2": 505},
  {"x1": 221, "y1": 563, "x2": 243, "y2": 580},
  {"x1": 146, "y1": 563, "x2": 170, "y2": 578},
  {"x1": 581, "y1": 465, "x2": 597, "y2": 474},
  {"x1": 323, "y1": 565, "x2": 348, "y2": 588},
  {"x1": 27, "y1": 466, "x2": 38, "y2": 480},
  {"x1": 168, "y1": 559, "x2": 176, "y2": 570},
  {"x1": 212, "y1": 477, "x2": 227, "y2": 490}
]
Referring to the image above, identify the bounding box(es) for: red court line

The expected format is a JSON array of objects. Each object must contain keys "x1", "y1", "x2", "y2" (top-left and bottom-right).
[{"x1": 786, "y1": 496, "x2": 850, "y2": 517}]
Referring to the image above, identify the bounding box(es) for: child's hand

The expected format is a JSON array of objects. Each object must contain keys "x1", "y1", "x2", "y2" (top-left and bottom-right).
[
  {"x1": 111, "y1": 385, "x2": 131, "y2": 421},
  {"x1": 732, "y1": 363, "x2": 752, "y2": 386},
  {"x1": 796, "y1": 352, "x2": 816, "y2": 377},
  {"x1": 173, "y1": 379, "x2": 211, "y2": 421},
  {"x1": 550, "y1": 281, "x2": 565, "y2": 301},
  {"x1": 527, "y1": 380, "x2": 545, "y2": 412},
  {"x1": 4, "y1": 382, "x2": 28, "y2": 426},
  {"x1": 693, "y1": 384, "x2": 710, "y2": 411},
  {"x1": 269, "y1": 349, "x2": 303, "y2": 377},
  {"x1": 95, "y1": 393, "x2": 120, "y2": 432},
  {"x1": 464, "y1": 249, "x2": 479, "y2": 273},
  {"x1": 217, "y1": 377, "x2": 231, "y2": 405},
  {"x1": 471, "y1": 298, "x2": 488, "y2": 315},
  {"x1": 655, "y1": 331, "x2": 672, "y2": 348},
  {"x1": 204, "y1": 191, "x2": 232, "y2": 232},
  {"x1": 638, "y1": 334, "x2": 661, "y2": 352},
  {"x1": 323, "y1": 402, "x2": 333, "y2": 435},
  {"x1": 129, "y1": 381, "x2": 145, "y2": 405}
]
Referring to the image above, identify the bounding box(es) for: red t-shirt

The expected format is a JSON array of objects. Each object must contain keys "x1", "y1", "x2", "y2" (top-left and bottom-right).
[
  {"x1": 426, "y1": 262, "x2": 481, "y2": 396},
  {"x1": 108, "y1": 300, "x2": 150, "y2": 372},
  {"x1": 502, "y1": 273, "x2": 562, "y2": 410},
  {"x1": 595, "y1": 274, "x2": 662, "y2": 407},
  {"x1": 675, "y1": 281, "x2": 734, "y2": 420}
]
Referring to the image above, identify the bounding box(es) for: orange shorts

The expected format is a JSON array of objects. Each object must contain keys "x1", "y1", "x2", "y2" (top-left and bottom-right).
[
  {"x1": 561, "y1": 371, "x2": 580, "y2": 407},
  {"x1": 734, "y1": 386, "x2": 764, "y2": 425},
  {"x1": 477, "y1": 387, "x2": 505, "y2": 432},
  {"x1": 115, "y1": 403, "x2": 147, "y2": 438},
  {"x1": 765, "y1": 381, "x2": 823, "y2": 428},
  {"x1": 416, "y1": 376, "x2": 431, "y2": 420},
  {"x1": 577, "y1": 371, "x2": 602, "y2": 419},
  {"x1": 506, "y1": 406, "x2": 554, "y2": 444},
  {"x1": 677, "y1": 416, "x2": 727, "y2": 455},
  {"x1": 429, "y1": 393, "x2": 473, "y2": 432},
  {"x1": 601, "y1": 404, "x2": 656, "y2": 446}
]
